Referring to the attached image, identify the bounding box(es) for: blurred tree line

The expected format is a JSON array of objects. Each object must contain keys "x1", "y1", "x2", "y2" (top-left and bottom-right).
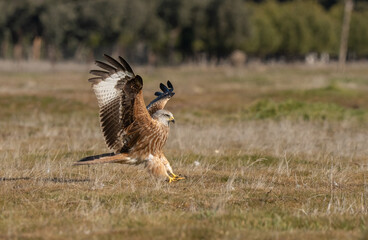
[{"x1": 1, "y1": 0, "x2": 368, "y2": 63}]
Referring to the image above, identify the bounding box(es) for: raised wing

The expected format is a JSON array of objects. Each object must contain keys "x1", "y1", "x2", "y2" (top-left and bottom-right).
[
  {"x1": 89, "y1": 54, "x2": 150, "y2": 153},
  {"x1": 147, "y1": 81, "x2": 175, "y2": 115}
]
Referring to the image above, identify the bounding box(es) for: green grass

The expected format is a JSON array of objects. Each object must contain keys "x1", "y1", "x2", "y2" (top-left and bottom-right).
[{"x1": 245, "y1": 99, "x2": 367, "y2": 121}]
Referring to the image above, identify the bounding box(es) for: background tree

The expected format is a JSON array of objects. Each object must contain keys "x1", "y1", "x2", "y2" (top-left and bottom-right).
[
  {"x1": 0, "y1": 0, "x2": 368, "y2": 63},
  {"x1": 204, "y1": 0, "x2": 249, "y2": 61}
]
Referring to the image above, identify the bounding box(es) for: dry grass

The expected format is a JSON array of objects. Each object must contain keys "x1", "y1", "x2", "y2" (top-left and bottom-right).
[{"x1": 1, "y1": 62, "x2": 368, "y2": 239}]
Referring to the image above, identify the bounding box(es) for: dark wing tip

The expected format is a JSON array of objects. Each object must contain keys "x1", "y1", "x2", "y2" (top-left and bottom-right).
[
  {"x1": 103, "y1": 53, "x2": 112, "y2": 59},
  {"x1": 167, "y1": 80, "x2": 173, "y2": 90},
  {"x1": 160, "y1": 83, "x2": 169, "y2": 92},
  {"x1": 153, "y1": 81, "x2": 175, "y2": 97},
  {"x1": 118, "y1": 56, "x2": 134, "y2": 75},
  {"x1": 88, "y1": 77, "x2": 102, "y2": 84},
  {"x1": 95, "y1": 60, "x2": 117, "y2": 72},
  {"x1": 146, "y1": 80, "x2": 176, "y2": 111},
  {"x1": 90, "y1": 70, "x2": 109, "y2": 78},
  {"x1": 103, "y1": 54, "x2": 126, "y2": 71}
]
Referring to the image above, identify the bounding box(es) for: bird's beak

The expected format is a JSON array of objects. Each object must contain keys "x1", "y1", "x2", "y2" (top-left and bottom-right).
[{"x1": 169, "y1": 116, "x2": 175, "y2": 124}]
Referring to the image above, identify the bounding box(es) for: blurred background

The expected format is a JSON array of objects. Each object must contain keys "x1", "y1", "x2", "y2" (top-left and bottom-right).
[{"x1": 2, "y1": 0, "x2": 367, "y2": 65}]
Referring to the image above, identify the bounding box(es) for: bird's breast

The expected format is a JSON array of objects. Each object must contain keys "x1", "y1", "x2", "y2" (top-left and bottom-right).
[{"x1": 130, "y1": 123, "x2": 169, "y2": 157}]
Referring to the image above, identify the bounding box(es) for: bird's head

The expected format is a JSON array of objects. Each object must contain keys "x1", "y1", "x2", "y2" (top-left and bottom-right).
[{"x1": 152, "y1": 109, "x2": 175, "y2": 127}]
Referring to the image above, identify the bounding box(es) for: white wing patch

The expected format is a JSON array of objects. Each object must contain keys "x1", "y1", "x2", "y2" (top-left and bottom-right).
[
  {"x1": 92, "y1": 72, "x2": 128, "y2": 108},
  {"x1": 93, "y1": 81, "x2": 120, "y2": 108},
  {"x1": 88, "y1": 55, "x2": 137, "y2": 152}
]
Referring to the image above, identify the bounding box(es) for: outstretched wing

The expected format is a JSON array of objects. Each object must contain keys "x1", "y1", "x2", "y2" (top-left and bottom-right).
[
  {"x1": 147, "y1": 81, "x2": 175, "y2": 115},
  {"x1": 89, "y1": 54, "x2": 150, "y2": 153}
]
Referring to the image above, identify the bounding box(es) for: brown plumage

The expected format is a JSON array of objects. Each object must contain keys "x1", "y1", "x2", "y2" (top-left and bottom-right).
[{"x1": 75, "y1": 55, "x2": 184, "y2": 182}]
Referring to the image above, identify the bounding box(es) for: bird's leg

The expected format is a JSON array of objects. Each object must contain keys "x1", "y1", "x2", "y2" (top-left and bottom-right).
[{"x1": 163, "y1": 159, "x2": 185, "y2": 182}]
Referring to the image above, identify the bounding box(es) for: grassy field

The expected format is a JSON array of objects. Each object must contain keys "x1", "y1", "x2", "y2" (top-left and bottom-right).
[{"x1": 0, "y1": 61, "x2": 368, "y2": 239}]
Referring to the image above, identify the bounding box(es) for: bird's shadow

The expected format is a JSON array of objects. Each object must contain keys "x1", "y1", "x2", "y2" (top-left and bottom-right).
[{"x1": 0, "y1": 177, "x2": 91, "y2": 183}]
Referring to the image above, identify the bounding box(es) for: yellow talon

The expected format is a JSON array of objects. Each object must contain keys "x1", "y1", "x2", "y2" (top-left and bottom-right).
[{"x1": 167, "y1": 173, "x2": 186, "y2": 183}]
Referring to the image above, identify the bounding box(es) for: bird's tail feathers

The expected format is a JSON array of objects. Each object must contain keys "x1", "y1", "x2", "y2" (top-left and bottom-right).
[{"x1": 74, "y1": 152, "x2": 133, "y2": 165}]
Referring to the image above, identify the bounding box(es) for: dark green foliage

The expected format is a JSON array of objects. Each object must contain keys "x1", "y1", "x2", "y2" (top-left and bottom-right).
[
  {"x1": 349, "y1": 10, "x2": 368, "y2": 58},
  {"x1": 204, "y1": 0, "x2": 249, "y2": 59},
  {"x1": 1, "y1": 0, "x2": 368, "y2": 61},
  {"x1": 245, "y1": 1, "x2": 282, "y2": 56},
  {"x1": 246, "y1": 1, "x2": 338, "y2": 58},
  {"x1": 246, "y1": 99, "x2": 366, "y2": 121}
]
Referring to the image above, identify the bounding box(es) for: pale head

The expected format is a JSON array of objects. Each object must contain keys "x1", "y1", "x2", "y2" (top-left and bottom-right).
[{"x1": 152, "y1": 109, "x2": 175, "y2": 127}]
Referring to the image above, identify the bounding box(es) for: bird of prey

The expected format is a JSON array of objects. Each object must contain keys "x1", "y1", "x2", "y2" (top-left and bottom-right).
[{"x1": 75, "y1": 55, "x2": 184, "y2": 183}]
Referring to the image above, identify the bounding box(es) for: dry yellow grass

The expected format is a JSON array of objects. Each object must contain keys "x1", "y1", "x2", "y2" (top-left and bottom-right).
[{"x1": 0, "y1": 61, "x2": 368, "y2": 239}]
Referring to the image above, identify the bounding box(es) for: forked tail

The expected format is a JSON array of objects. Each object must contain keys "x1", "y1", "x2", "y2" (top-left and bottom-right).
[{"x1": 74, "y1": 152, "x2": 132, "y2": 165}]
